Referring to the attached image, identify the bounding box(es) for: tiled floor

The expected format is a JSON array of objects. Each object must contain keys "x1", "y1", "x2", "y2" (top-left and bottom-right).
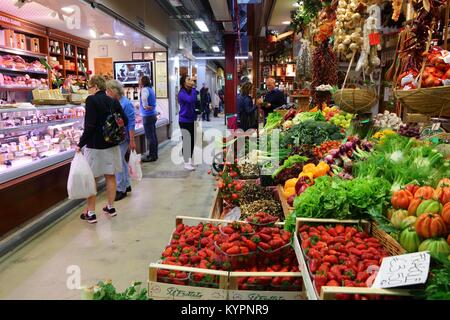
[{"x1": 0, "y1": 116, "x2": 225, "y2": 299}]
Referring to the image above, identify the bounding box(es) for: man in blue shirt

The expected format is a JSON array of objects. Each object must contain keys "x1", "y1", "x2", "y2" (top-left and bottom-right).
[
  {"x1": 139, "y1": 76, "x2": 158, "y2": 162},
  {"x1": 106, "y1": 80, "x2": 136, "y2": 201},
  {"x1": 257, "y1": 77, "x2": 286, "y2": 120}
]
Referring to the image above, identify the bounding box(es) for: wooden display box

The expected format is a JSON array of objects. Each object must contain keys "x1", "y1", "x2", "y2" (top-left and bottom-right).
[
  {"x1": 293, "y1": 218, "x2": 413, "y2": 300},
  {"x1": 276, "y1": 185, "x2": 294, "y2": 218},
  {"x1": 148, "y1": 216, "x2": 305, "y2": 300}
]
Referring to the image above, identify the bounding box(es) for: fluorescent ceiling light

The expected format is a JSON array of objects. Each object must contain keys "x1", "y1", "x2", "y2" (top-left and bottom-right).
[
  {"x1": 123, "y1": 40, "x2": 127, "y2": 46},
  {"x1": 100, "y1": 32, "x2": 111, "y2": 38},
  {"x1": 144, "y1": 46, "x2": 151, "y2": 50},
  {"x1": 195, "y1": 20, "x2": 209, "y2": 32},
  {"x1": 115, "y1": 32, "x2": 124, "y2": 36},
  {"x1": 90, "y1": 29, "x2": 97, "y2": 38},
  {"x1": 212, "y1": 46, "x2": 220, "y2": 52},
  {"x1": 282, "y1": 21, "x2": 290, "y2": 25},
  {"x1": 61, "y1": 6, "x2": 75, "y2": 14},
  {"x1": 195, "y1": 56, "x2": 248, "y2": 60}
]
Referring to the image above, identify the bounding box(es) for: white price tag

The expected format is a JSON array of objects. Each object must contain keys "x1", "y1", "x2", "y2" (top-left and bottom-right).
[
  {"x1": 443, "y1": 54, "x2": 450, "y2": 64},
  {"x1": 443, "y1": 79, "x2": 450, "y2": 86},
  {"x1": 401, "y1": 74, "x2": 415, "y2": 86},
  {"x1": 372, "y1": 252, "x2": 430, "y2": 289},
  {"x1": 432, "y1": 122, "x2": 441, "y2": 131}
]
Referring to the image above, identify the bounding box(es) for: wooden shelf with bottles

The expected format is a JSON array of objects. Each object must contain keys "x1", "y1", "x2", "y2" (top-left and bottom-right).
[{"x1": 47, "y1": 28, "x2": 89, "y2": 82}]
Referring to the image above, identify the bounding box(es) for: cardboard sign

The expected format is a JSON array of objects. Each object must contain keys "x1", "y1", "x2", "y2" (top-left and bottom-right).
[
  {"x1": 148, "y1": 281, "x2": 227, "y2": 300},
  {"x1": 369, "y1": 33, "x2": 381, "y2": 46},
  {"x1": 372, "y1": 252, "x2": 430, "y2": 289}
]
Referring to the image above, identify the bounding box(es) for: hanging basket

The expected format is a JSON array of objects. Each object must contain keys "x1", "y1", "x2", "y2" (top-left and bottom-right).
[
  {"x1": 394, "y1": 86, "x2": 450, "y2": 117},
  {"x1": 332, "y1": 88, "x2": 378, "y2": 114}
]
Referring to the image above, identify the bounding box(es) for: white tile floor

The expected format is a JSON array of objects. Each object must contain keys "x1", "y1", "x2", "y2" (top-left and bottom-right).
[{"x1": 0, "y1": 116, "x2": 225, "y2": 299}]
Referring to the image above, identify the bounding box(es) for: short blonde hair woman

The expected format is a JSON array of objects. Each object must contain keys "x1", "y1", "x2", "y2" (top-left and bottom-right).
[{"x1": 77, "y1": 75, "x2": 129, "y2": 223}]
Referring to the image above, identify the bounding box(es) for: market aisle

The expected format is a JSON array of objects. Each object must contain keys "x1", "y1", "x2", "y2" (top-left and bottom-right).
[{"x1": 0, "y1": 116, "x2": 226, "y2": 300}]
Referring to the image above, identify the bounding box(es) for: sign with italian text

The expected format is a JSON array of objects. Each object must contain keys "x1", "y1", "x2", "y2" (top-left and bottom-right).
[{"x1": 372, "y1": 252, "x2": 430, "y2": 289}]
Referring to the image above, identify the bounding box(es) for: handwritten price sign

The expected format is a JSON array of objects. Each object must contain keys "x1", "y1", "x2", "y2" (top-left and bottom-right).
[{"x1": 372, "y1": 252, "x2": 430, "y2": 289}]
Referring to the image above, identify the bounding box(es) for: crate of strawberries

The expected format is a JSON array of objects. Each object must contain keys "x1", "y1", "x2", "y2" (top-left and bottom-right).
[{"x1": 293, "y1": 218, "x2": 414, "y2": 300}]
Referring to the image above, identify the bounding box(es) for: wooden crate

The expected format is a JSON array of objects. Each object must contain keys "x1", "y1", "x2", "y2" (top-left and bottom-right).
[
  {"x1": 148, "y1": 263, "x2": 228, "y2": 300},
  {"x1": 227, "y1": 271, "x2": 305, "y2": 300},
  {"x1": 149, "y1": 216, "x2": 304, "y2": 299},
  {"x1": 209, "y1": 189, "x2": 223, "y2": 219},
  {"x1": 276, "y1": 185, "x2": 294, "y2": 219},
  {"x1": 293, "y1": 218, "x2": 413, "y2": 300}
]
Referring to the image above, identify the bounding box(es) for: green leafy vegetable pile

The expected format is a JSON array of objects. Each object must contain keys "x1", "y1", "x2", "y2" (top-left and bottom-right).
[
  {"x1": 281, "y1": 120, "x2": 344, "y2": 148},
  {"x1": 285, "y1": 176, "x2": 391, "y2": 232},
  {"x1": 263, "y1": 112, "x2": 283, "y2": 132},
  {"x1": 353, "y1": 133, "x2": 450, "y2": 190},
  {"x1": 292, "y1": 111, "x2": 326, "y2": 125}
]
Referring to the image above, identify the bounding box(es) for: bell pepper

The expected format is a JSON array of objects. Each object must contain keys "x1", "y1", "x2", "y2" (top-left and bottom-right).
[
  {"x1": 299, "y1": 172, "x2": 314, "y2": 185},
  {"x1": 313, "y1": 162, "x2": 330, "y2": 178},
  {"x1": 302, "y1": 163, "x2": 316, "y2": 174}
]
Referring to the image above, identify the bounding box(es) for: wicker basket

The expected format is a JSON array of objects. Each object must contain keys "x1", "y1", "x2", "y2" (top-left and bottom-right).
[
  {"x1": 370, "y1": 222, "x2": 406, "y2": 256},
  {"x1": 394, "y1": 86, "x2": 450, "y2": 117},
  {"x1": 332, "y1": 88, "x2": 377, "y2": 114}
]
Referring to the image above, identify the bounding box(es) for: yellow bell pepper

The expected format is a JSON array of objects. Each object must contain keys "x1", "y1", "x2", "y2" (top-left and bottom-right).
[
  {"x1": 284, "y1": 187, "x2": 296, "y2": 198},
  {"x1": 284, "y1": 178, "x2": 298, "y2": 190},
  {"x1": 299, "y1": 172, "x2": 314, "y2": 185},
  {"x1": 314, "y1": 161, "x2": 330, "y2": 178},
  {"x1": 302, "y1": 163, "x2": 316, "y2": 174}
]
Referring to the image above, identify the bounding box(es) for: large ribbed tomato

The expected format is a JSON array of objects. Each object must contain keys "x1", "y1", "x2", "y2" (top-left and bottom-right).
[
  {"x1": 391, "y1": 190, "x2": 413, "y2": 209},
  {"x1": 408, "y1": 198, "x2": 422, "y2": 216},
  {"x1": 415, "y1": 213, "x2": 447, "y2": 239},
  {"x1": 441, "y1": 202, "x2": 450, "y2": 226},
  {"x1": 433, "y1": 187, "x2": 450, "y2": 205},
  {"x1": 414, "y1": 186, "x2": 435, "y2": 200}
]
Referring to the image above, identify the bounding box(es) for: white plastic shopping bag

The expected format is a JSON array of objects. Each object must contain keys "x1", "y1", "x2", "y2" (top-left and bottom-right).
[
  {"x1": 128, "y1": 150, "x2": 143, "y2": 181},
  {"x1": 67, "y1": 153, "x2": 97, "y2": 199}
]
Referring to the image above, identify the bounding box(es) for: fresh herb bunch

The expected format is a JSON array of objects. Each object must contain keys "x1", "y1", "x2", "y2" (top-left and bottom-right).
[
  {"x1": 291, "y1": 0, "x2": 324, "y2": 33},
  {"x1": 82, "y1": 280, "x2": 149, "y2": 300},
  {"x1": 423, "y1": 256, "x2": 450, "y2": 300}
]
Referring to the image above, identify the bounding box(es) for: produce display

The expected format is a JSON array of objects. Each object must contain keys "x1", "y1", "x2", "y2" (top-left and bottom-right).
[{"x1": 298, "y1": 222, "x2": 393, "y2": 300}]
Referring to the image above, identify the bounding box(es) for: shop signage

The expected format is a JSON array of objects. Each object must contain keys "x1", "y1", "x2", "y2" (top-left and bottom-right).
[
  {"x1": 0, "y1": 15, "x2": 21, "y2": 27},
  {"x1": 372, "y1": 252, "x2": 430, "y2": 289},
  {"x1": 155, "y1": 52, "x2": 168, "y2": 98}
]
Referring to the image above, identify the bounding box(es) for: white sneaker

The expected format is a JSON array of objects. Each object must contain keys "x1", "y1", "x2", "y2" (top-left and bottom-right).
[{"x1": 184, "y1": 163, "x2": 195, "y2": 171}]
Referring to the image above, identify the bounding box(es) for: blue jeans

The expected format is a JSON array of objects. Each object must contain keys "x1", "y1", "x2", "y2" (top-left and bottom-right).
[
  {"x1": 116, "y1": 140, "x2": 130, "y2": 193},
  {"x1": 143, "y1": 115, "x2": 158, "y2": 159}
]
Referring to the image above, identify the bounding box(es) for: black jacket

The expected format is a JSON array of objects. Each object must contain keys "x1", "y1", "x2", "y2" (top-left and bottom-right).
[{"x1": 78, "y1": 90, "x2": 128, "y2": 150}]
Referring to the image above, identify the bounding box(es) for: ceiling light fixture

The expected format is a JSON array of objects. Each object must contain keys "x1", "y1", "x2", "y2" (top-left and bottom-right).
[
  {"x1": 61, "y1": 6, "x2": 75, "y2": 14},
  {"x1": 282, "y1": 21, "x2": 291, "y2": 25},
  {"x1": 90, "y1": 29, "x2": 97, "y2": 38},
  {"x1": 144, "y1": 46, "x2": 151, "y2": 50},
  {"x1": 123, "y1": 40, "x2": 127, "y2": 47},
  {"x1": 115, "y1": 32, "x2": 124, "y2": 36},
  {"x1": 212, "y1": 46, "x2": 220, "y2": 52},
  {"x1": 194, "y1": 20, "x2": 209, "y2": 32}
]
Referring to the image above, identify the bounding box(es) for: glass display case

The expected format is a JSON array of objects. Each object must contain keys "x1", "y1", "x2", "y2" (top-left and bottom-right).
[{"x1": 0, "y1": 103, "x2": 84, "y2": 183}]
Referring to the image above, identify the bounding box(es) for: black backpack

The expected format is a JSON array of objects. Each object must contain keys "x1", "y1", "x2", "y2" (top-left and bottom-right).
[{"x1": 103, "y1": 102, "x2": 126, "y2": 144}]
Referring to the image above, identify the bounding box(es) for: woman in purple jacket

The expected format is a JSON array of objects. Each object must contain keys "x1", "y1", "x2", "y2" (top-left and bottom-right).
[{"x1": 178, "y1": 75, "x2": 197, "y2": 171}]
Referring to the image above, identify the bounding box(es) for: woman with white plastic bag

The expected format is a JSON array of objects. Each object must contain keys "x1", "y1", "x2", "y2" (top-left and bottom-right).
[
  {"x1": 67, "y1": 153, "x2": 96, "y2": 199},
  {"x1": 128, "y1": 150, "x2": 143, "y2": 181}
]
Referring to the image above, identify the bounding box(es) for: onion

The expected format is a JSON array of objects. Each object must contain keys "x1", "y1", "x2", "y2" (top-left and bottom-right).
[
  {"x1": 339, "y1": 145, "x2": 347, "y2": 155},
  {"x1": 345, "y1": 141, "x2": 354, "y2": 150},
  {"x1": 330, "y1": 149, "x2": 340, "y2": 157},
  {"x1": 324, "y1": 155, "x2": 334, "y2": 164}
]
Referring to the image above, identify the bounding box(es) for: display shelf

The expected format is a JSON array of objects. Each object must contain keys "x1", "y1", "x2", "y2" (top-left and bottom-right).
[
  {"x1": 0, "y1": 46, "x2": 47, "y2": 59},
  {"x1": 0, "y1": 149, "x2": 75, "y2": 185},
  {"x1": 0, "y1": 118, "x2": 81, "y2": 134},
  {"x1": 49, "y1": 52, "x2": 62, "y2": 57},
  {"x1": 0, "y1": 86, "x2": 47, "y2": 92},
  {"x1": 0, "y1": 67, "x2": 48, "y2": 75},
  {"x1": 0, "y1": 104, "x2": 84, "y2": 113}
]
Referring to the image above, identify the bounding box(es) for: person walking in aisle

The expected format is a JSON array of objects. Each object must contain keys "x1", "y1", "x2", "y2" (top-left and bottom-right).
[
  {"x1": 77, "y1": 75, "x2": 128, "y2": 224},
  {"x1": 200, "y1": 84, "x2": 211, "y2": 121},
  {"x1": 257, "y1": 77, "x2": 286, "y2": 121},
  {"x1": 237, "y1": 82, "x2": 258, "y2": 131},
  {"x1": 139, "y1": 76, "x2": 158, "y2": 162},
  {"x1": 218, "y1": 86, "x2": 225, "y2": 113},
  {"x1": 213, "y1": 91, "x2": 220, "y2": 117},
  {"x1": 106, "y1": 80, "x2": 136, "y2": 202},
  {"x1": 178, "y1": 75, "x2": 197, "y2": 171}
]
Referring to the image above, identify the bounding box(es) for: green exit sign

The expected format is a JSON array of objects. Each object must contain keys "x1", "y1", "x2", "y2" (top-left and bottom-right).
[{"x1": 226, "y1": 74, "x2": 233, "y2": 80}]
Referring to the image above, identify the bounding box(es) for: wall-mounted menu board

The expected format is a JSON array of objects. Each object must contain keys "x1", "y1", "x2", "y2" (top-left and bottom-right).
[{"x1": 154, "y1": 51, "x2": 168, "y2": 98}]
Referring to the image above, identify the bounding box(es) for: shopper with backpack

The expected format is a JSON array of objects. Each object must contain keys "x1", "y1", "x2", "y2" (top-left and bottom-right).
[{"x1": 76, "y1": 75, "x2": 128, "y2": 224}]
